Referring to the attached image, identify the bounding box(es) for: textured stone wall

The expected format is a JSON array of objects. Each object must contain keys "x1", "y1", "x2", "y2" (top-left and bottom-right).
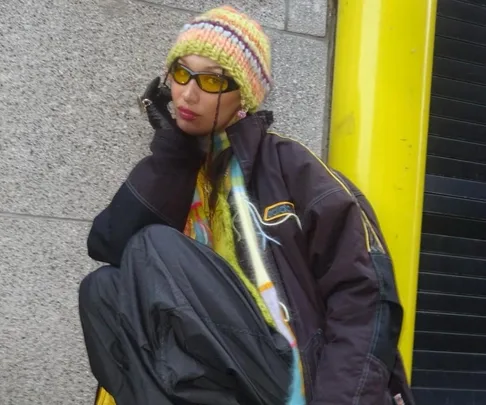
[{"x1": 0, "y1": 0, "x2": 332, "y2": 403}]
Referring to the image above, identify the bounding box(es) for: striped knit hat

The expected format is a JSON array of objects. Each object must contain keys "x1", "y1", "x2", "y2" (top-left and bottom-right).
[{"x1": 166, "y1": 6, "x2": 272, "y2": 113}]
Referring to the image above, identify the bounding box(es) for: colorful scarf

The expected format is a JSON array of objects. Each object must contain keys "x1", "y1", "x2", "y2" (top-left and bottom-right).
[{"x1": 184, "y1": 132, "x2": 305, "y2": 405}]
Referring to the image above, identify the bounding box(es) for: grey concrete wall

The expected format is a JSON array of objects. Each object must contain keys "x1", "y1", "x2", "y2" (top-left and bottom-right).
[{"x1": 0, "y1": 0, "x2": 332, "y2": 403}]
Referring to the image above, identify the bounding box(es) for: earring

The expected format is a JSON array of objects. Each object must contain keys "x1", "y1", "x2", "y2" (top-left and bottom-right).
[
  {"x1": 237, "y1": 109, "x2": 247, "y2": 119},
  {"x1": 167, "y1": 101, "x2": 176, "y2": 119}
]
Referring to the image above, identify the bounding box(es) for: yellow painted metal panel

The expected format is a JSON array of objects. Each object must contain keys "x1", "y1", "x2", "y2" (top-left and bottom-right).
[{"x1": 328, "y1": 0, "x2": 437, "y2": 379}]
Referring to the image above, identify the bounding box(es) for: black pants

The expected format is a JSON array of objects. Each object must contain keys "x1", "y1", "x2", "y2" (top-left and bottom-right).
[{"x1": 79, "y1": 225, "x2": 291, "y2": 405}]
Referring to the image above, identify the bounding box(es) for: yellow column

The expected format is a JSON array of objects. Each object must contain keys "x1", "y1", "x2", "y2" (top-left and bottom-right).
[{"x1": 328, "y1": 0, "x2": 437, "y2": 379}]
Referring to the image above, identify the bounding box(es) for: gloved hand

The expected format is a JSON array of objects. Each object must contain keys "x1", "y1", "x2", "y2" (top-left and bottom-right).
[
  {"x1": 138, "y1": 77, "x2": 175, "y2": 130},
  {"x1": 140, "y1": 77, "x2": 207, "y2": 161}
]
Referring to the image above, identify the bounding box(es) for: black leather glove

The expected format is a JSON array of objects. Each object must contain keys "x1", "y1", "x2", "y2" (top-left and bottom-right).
[{"x1": 138, "y1": 77, "x2": 174, "y2": 130}]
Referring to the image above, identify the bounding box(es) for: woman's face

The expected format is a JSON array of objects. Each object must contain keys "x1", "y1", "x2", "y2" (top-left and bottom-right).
[{"x1": 169, "y1": 55, "x2": 242, "y2": 136}]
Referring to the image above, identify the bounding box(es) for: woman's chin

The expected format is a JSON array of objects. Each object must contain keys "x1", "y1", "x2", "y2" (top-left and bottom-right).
[{"x1": 175, "y1": 118, "x2": 208, "y2": 136}]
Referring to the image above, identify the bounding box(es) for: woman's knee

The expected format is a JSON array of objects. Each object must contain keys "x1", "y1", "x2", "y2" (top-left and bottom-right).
[
  {"x1": 136, "y1": 224, "x2": 190, "y2": 257},
  {"x1": 79, "y1": 266, "x2": 117, "y2": 312},
  {"x1": 130, "y1": 224, "x2": 206, "y2": 278},
  {"x1": 142, "y1": 224, "x2": 184, "y2": 243}
]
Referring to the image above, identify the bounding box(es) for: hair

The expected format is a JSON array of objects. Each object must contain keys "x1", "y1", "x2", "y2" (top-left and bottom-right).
[
  {"x1": 166, "y1": 6, "x2": 272, "y2": 209},
  {"x1": 208, "y1": 147, "x2": 233, "y2": 211},
  {"x1": 205, "y1": 75, "x2": 237, "y2": 212}
]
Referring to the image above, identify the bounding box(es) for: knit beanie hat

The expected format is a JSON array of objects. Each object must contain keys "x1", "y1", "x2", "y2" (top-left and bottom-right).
[{"x1": 166, "y1": 6, "x2": 272, "y2": 113}]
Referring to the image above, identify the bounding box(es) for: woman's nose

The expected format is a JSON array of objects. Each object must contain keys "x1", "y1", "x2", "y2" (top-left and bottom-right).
[{"x1": 181, "y1": 79, "x2": 200, "y2": 104}]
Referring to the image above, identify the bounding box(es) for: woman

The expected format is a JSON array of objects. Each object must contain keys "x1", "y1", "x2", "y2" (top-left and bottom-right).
[{"x1": 79, "y1": 6, "x2": 414, "y2": 405}]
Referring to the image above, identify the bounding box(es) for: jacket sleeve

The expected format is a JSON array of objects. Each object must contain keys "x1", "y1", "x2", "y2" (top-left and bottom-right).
[
  {"x1": 305, "y1": 187, "x2": 403, "y2": 404},
  {"x1": 87, "y1": 128, "x2": 204, "y2": 266}
]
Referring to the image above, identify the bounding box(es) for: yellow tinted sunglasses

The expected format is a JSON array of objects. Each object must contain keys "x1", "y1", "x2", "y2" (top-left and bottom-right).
[{"x1": 170, "y1": 62, "x2": 239, "y2": 94}]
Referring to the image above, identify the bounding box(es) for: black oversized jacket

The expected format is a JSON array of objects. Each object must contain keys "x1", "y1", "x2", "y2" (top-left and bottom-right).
[{"x1": 88, "y1": 111, "x2": 414, "y2": 404}]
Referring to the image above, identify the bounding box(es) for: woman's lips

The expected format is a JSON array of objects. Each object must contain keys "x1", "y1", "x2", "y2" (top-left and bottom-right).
[{"x1": 178, "y1": 107, "x2": 199, "y2": 121}]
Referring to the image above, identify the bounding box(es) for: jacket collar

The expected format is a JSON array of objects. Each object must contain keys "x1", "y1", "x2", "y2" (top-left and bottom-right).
[{"x1": 226, "y1": 110, "x2": 273, "y2": 186}]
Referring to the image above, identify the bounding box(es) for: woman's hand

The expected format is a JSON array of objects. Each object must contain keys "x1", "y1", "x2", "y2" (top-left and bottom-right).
[{"x1": 138, "y1": 77, "x2": 174, "y2": 130}]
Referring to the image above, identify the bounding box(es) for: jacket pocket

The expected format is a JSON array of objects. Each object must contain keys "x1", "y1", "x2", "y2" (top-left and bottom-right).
[{"x1": 301, "y1": 328, "x2": 324, "y2": 401}]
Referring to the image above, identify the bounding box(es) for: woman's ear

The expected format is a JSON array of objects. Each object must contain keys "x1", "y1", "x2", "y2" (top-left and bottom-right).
[{"x1": 228, "y1": 107, "x2": 248, "y2": 127}]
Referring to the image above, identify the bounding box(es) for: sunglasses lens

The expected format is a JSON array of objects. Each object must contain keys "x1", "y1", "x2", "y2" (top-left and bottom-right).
[
  {"x1": 171, "y1": 62, "x2": 236, "y2": 93},
  {"x1": 172, "y1": 65, "x2": 191, "y2": 85},
  {"x1": 198, "y1": 74, "x2": 229, "y2": 93}
]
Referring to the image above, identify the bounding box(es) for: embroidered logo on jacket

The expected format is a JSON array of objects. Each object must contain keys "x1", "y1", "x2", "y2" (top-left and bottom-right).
[{"x1": 263, "y1": 201, "x2": 296, "y2": 222}]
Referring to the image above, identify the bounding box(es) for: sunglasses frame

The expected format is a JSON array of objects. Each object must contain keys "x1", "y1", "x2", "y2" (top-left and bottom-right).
[{"x1": 169, "y1": 62, "x2": 240, "y2": 94}]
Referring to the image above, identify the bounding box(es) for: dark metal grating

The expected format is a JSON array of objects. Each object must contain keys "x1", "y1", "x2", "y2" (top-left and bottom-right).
[{"x1": 412, "y1": 0, "x2": 486, "y2": 404}]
